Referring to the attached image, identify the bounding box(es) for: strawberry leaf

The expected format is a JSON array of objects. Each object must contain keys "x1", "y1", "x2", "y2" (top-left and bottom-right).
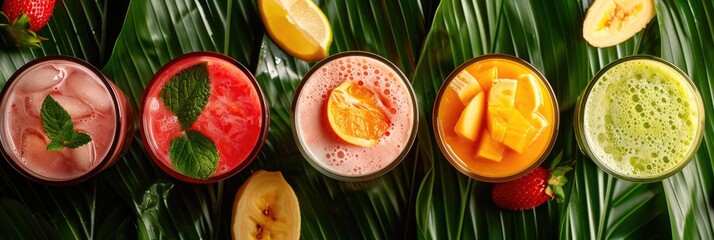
[
  {"x1": 548, "y1": 166, "x2": 573, "y2": 203},
  {"x1": 12, "y1": 12, "x2": 31, "y2": 30},
  {"x1": 0, "y1": 12, "x2": 47, "y2": 48}
]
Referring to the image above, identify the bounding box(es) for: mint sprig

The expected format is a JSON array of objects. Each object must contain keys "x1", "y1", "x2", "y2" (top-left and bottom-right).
[
  {"x1": 160, "y1": 62, "x2": 219, "y2": 180},
  {"x1": 40, "y1": 95, "x2": 92, "y2": 151}
]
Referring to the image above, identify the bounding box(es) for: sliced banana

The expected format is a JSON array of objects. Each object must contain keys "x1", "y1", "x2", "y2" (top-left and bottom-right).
[
  {"x1": 232, "y1": 170, "x2": 300, "y2": 240},
  {"x1": 583, "y1": 0, "x2": 655, "y2": 47}
]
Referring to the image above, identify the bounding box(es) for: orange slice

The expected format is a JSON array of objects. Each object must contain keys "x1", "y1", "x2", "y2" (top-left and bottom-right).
[{"x1": 327, "y1": 81, "x2": 390, "y2": 147}]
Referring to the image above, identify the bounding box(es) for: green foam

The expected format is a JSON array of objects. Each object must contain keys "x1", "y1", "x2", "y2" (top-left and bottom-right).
[{"x1": 584, "y1": 59, "x2": 699, "y2": 178}]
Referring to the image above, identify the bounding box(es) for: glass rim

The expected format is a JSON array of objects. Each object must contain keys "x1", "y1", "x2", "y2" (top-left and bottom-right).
[
  {"x1": 0, "y1": 55, "x2": 124, "y2": 186},
  {"x1": 574, "y1": 55, "x2": 706, "y2": 183},
  {"x1": 432, "y1": 53, "x2": 560, "y2": 183},
  {"x1": 290, "y1": 51, "x2": 419, "y2": 182},
  {"x1": 139, "y1": 51, "x2": 270, "y2": 184}
]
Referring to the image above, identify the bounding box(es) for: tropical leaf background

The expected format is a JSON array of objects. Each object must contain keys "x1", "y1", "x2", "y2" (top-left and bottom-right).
[{"x1": 0, "y1": 0, "x2": 711, "y2": 239}]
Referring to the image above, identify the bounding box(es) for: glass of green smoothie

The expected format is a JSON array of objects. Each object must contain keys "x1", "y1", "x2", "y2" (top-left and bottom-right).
[{"x1": 575, "y1": 55, "x2": 705, "y2": 182}]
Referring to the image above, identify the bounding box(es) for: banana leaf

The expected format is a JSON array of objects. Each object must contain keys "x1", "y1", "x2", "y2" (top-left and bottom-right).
[{"x1": 0, "y1": 0, "x2": 713, "y2": 239}]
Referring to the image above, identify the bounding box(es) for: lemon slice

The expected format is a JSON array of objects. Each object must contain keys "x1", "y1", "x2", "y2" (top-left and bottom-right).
[{"x1": 259, "y1": 0, "x2": 333, "y2": 62}]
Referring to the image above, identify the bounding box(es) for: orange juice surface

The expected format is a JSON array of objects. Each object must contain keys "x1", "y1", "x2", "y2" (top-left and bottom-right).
[{"x1": 435, "y1": 56, "x2": 557, "y2": 180}]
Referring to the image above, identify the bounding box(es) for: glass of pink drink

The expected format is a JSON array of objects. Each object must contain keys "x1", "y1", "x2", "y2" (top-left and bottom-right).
[
  {"x1": 140, "y1": 52, "x2": 269, "y2": 183},
  {"x1": 0, "y1": 56, "x2": 134, "y2": 186},
  {"x1": 292, "y1": 51, "x2": 419, "y2": 182}
]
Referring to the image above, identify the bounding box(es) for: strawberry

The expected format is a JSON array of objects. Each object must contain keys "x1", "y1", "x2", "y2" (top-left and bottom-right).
[
  {"x1": 491, "y1": 166, "x2": 572, "y2": 210},
  {"x1": 0, "y1": 0, "x2": 56, "y2": 48}
]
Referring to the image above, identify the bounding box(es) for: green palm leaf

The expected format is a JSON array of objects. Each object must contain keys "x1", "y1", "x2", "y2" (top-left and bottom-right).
[
  {"x1": 0, "y1": 0, "x2": 712, "y2": 238},
  {"x1": 657, "y1": 0, "x2": 714, "y2": 238}
]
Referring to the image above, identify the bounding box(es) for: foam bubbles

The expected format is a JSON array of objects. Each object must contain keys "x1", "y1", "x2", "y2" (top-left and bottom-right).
[{"x1": 583, "y1": 59, "x2": 699, "y2": 178}]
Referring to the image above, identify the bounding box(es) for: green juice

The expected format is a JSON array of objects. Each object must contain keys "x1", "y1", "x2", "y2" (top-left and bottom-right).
[{"x1": 581, "y1": 58, "x2": 703, "y2": 180}]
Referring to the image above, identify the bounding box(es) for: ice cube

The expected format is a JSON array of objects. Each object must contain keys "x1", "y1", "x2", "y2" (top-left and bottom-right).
[
  {"x1": 23, "y1": 94, "x2": 44, "y2": 118},
  {"x1": 66, "y1": 73, "x2": 111, "y2": 112},
  {"x1": 69, "y1": 140, "x2": 95, "y2": 172},
  {"x1": 20, "y1": 127, "x2": 64, "y2": 163},
  {"x1": 51, "y1": 94, "x2": 94, "y2": 120},
  {"x1": 19, "y1": 65, "x2": 65, "y2": 92}
]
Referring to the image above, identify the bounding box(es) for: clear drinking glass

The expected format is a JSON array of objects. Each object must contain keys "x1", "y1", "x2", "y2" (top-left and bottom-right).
[
  {"x1": 432, "y1": 54, "x2": 559, "y2": 182},
  {"x1": 575, "y1": 55, "x2": 705, "y2": 182},
  {"x1": 291, "y1": 51, "x2": 419, "y2": 182},
  {"x1": 140, "y1": 51, "x2": 269, "y2": 183},
  {"x1": 0, "y1": 56, "x2": 134, "y2": 186}
]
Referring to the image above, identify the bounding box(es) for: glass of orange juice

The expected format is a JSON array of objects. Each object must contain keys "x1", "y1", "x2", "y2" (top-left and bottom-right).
[{"x1": 433, "y1": 54, "x2": 559, "y2": 182}]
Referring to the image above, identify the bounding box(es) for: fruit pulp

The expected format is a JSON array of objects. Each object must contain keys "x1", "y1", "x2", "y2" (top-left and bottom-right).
[
  {"x1": 435, "y1": 56, "x2": 557, "y2": 181},
  {"x1": 293, "y1": 52, "x2": 417, "y2": 180},
  {"x1": 142, "y1": 54, "x2": 264, "y2": 181},
  {"x1": 0, "y1": 58, "x2": 132, "y2": 183},
  {"x1": 581, "y1": 58, "x2": 702, "y2": 180}
]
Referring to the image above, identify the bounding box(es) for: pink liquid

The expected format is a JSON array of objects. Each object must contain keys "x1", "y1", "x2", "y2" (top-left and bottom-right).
[
  {"x1": 142, "y1": 55, "x2": 264, "y2": 181},
  {"x1": 294, "y1": 54, "x2": 416, "y2": 177},
  {"x1": 1, "y1": 59, "x2": 122, "y2": 181}
]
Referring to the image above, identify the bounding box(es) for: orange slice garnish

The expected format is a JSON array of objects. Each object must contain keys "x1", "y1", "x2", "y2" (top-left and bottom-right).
[{"x1": 327, "y1": 81, "x2": 390, "y2": 147}]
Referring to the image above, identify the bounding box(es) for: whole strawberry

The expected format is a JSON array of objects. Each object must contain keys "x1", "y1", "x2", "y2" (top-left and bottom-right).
[
  {"x1": 0, "y1": 0, "x2": 56, "y2": 48},
  {"x1": 492, "y1": 166, "x2": 572, "y2": 210}
]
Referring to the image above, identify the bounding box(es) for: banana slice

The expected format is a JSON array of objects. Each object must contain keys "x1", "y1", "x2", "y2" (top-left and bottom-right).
[
  {"x1": 583, "y1": 0, "x2": 655, "y2": 47},
  {"x1": 232, "y1": 170, "x2": 301, "y2": 240}
]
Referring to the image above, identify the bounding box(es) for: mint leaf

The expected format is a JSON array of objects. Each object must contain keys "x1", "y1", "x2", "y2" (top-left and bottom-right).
[
  {"x1": 169, "y1": 130, "x2": 218, "y2": 179},
  {"x1": 40, "y1": 95, "x2": 92, "y2": 150},
  {"x1": 41, "y1": 95, "x2": 73, "y2": 140},
  {"x1": 160, "y1": 62, "x2": 211, "y2": 129},
  {"x1": 47, "y1": 140, "x2": 64, "y2": 151},
  {"x1": 66, "y1": 133, "x2": 92, "y2": 148}
]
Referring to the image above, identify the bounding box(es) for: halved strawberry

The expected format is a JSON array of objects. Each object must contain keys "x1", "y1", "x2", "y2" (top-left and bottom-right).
[{"x1": 0, "y1": 0, "x2": 56, "y2": 48}]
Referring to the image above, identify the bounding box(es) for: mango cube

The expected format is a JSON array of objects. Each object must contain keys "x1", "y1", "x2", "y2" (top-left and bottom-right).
[
  {"x1": 502, "y1": 110, "x2": 536, "y2": 153},
  {"x1": 487, "y1": 107, "x2": 510, "y2": 142},
  {"x1": 450, "y1": 70, "x2": 483, "y2": 105},
  {"x1": 454, "y1": 92, "x2": 486, "y2": 141},
  {"x1": 488, "y1": 78, "x2": 518, "y2": 108},
  {"x1": 529, "y1": 112, "x2": 549, "y2": 145},
  {"x1": 477, "y1": 130, "x2": 506, "y2": 162},
  {"x1": 475, "y1": 66, "x2": 498, "y2": 92},
  {"x1": 515, "y1": 74, "x2": 543, "y2": 116}
]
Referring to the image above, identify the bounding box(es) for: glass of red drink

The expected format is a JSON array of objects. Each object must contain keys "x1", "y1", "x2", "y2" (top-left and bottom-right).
[
  {"x1": 0, "y1": 56, "x2": 134, "y2": 186},
  {"x1": 140, "y1": 51, "x2": 269, "y2": 183}
]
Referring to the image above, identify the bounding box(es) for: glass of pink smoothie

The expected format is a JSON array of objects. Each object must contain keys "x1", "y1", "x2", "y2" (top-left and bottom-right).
[
  {"x1": 291, "y1": 51, "x2": 419, "y2": 182},
  {"x1": 140, "y1": 52, "x2": 269, "y2": 183},
  {"x1": 0, "y1": 56, "x2": 134, "y2": 186}
]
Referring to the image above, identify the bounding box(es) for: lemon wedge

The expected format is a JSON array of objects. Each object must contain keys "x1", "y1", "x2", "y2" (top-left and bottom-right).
[{"x1": 259, "y1": 0, "x2": 333, "y2": 62}]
